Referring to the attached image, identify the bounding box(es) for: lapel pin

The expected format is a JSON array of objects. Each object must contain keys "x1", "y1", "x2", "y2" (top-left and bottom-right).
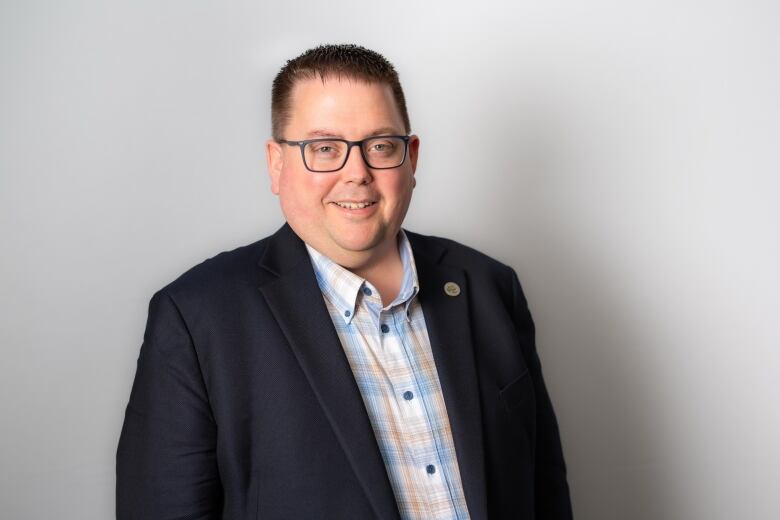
[{"x1": 443, "y1": 282, "x2": 461, "y2": 297}]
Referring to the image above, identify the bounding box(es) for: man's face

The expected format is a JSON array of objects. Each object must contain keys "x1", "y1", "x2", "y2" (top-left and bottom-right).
[{"x1": 267, "y1": 77, "x2": 419, "y2": 267}]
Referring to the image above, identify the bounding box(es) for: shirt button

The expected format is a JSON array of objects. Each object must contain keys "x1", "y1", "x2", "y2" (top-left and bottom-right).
[
  {"x1": 403, "y1": 391, "x2": 414, "y2": 401},
  {"x1": 426, "y1": 464, "x2": 436, "y2": 474},
  {"x1": 344, "y1": 310, "x2": 351, "y2": 317},
  {"x1": 380, "y1": 324, "x2": 390, "y2": 333},
  {"x1": 362, "y1": 286, "x2": 372, "y2": 296}
]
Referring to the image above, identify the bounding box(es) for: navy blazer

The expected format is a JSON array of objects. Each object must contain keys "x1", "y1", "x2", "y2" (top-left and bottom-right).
[{"x1": 117, "y1": 223, "x2": 573, "y2": 519}]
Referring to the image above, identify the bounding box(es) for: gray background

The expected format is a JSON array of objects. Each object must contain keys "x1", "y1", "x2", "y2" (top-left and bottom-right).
[{"x1": 1, "y1": 1, "x2": 778, "y2": 518}]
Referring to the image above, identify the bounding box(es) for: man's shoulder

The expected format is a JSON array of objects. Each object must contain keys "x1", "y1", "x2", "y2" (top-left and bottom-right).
[
  {"x1": 405, "y1": 228, "x2": 514, "y2": 276},
  {"x1": 155, "y1": 231, "x2": 277, "y2": 302}
]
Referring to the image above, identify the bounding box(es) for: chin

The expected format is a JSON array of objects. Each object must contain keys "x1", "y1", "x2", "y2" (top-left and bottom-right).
[
  {"x1": 334, "y1": 237, "x2": 380, "y2": 253},
  {"x1": 332, "y1": 230, "x2": 386, "y2": 253}
]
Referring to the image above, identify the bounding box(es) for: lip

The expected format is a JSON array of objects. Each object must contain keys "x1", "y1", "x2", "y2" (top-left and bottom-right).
[{"x1": 329, "y1": 200, "x2": 378, "y2": 217}]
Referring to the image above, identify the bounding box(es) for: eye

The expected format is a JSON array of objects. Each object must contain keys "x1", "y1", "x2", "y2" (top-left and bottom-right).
[
  {"x1": 306, "y1": 141, "x2": 342, "y2": 155},
  {"x1": 368, "y1": 140, "x2": 395, "y2": 153}
]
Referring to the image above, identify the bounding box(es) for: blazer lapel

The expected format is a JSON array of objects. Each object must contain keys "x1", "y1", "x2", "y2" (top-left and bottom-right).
[
  {"x1": 408, "y1": 231, "x2": 489, "y2": 520},
  {"x1": 257, "y1": 224, "x2": 401, "y2": 520}
]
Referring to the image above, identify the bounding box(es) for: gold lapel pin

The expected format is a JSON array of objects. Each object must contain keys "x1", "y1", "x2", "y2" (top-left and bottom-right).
[{"x1": 443, "y1": 282, "x2": 461, "y2": 297}]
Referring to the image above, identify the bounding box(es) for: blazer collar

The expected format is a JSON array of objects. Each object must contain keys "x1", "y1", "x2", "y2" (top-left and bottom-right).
[
  {"x1": 256, "y1": 222, "x2": 309, "y2": 278},
  {"x1": 257, "y1": 223, "x2": 440, "y2": 279},
  {"x1": 257, "y1": 223, "x2": 488, "y2": 520}
]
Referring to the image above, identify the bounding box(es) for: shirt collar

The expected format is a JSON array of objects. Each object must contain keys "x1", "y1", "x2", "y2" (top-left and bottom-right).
[{"x1": 305, "y1": 229, "x2": 420, "y2": 325}]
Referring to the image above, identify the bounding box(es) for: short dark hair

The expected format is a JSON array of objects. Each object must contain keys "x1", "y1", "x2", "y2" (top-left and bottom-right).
[{"x1": 271, "y1": 44, "x2": 411, "y2": 140}]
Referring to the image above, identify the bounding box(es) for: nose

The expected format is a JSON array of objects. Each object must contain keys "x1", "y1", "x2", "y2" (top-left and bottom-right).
[{"x1": 339, "y1": 144, "x2": 373, "y2": 184}]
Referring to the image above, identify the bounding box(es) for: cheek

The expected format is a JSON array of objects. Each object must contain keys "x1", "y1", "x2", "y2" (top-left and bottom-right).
[
  {"x1": 279, "y1": 170, "x2": 331, "y2": 212},
  {"x1": 384, "y1": 174, "x2": 415, "y2": 206}
]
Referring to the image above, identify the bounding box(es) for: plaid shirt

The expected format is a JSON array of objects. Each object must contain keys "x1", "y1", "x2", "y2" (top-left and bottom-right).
[{"x1": 305, "y1": 230, "x2": 471, "y2": 520}]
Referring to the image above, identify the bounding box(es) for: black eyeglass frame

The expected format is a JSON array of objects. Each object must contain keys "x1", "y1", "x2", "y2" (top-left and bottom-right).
[{"x1": 277, "y1": 135, "x2": 411, "y2": 173}]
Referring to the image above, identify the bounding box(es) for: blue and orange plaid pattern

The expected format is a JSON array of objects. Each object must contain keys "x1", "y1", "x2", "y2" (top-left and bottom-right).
[{"x1": 306, "y1": 230, "x2": 471, "y2": 520}]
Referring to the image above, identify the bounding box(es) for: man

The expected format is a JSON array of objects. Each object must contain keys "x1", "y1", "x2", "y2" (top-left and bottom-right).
[{"x1": 117, "y1": 44, "x2": 573, "y2": 519}]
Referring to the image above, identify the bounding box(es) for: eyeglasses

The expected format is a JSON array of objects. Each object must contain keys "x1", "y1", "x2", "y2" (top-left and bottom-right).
[{"x1": 277, "y1": 135, "x2": 410, "y2": 173}]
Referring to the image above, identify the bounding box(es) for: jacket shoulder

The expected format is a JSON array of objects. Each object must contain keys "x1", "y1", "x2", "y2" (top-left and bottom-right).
[
  {"x1": 156, "y1": 233, "x2": 273, "y2": 303},
  {"x1": 405, "y1": 229, "x2": 515, "y2": 277},
  {"x1": 406, "y1": 229, "x2": 529, "y2": 330}
]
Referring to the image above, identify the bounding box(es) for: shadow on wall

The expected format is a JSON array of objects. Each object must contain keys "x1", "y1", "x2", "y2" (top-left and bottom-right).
[{"x1": 488, "y1": 103, "x2": 684, "y2": 520}]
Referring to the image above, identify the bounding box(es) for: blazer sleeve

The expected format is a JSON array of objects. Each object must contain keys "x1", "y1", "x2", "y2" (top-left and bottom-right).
[
  {"x1": 509, "y1": 268, "x2": 574, "y2": 519},
  {"x1": 116, "y1": 290, "x2": 222, "y2": 519}
]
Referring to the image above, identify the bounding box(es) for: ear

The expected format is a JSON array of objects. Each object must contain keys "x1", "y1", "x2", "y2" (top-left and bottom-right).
[
  {"x1": 266, "y1": 139, "x2": 284, "y2": 195},
  {"x1": 408, "y1": 134, "x2": 420, "y2": 187}
]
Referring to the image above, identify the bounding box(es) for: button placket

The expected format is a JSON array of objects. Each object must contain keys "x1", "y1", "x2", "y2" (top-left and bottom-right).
[{"x1": 385, "y1": 309, "x2": 419, "y2": 420}]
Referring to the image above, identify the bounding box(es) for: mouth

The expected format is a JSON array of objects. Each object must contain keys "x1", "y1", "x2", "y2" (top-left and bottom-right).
[{"x1": 331, "y1": 201, "x2": 377, "y2": 210}]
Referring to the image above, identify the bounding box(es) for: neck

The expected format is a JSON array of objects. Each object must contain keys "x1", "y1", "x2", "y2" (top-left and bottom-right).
[
  {"x1": 351, "y1": 241, "x2": 404, "y2": 307},
  {"x1": 326, "y1": 234, "x2": 404, "y2": 307}
]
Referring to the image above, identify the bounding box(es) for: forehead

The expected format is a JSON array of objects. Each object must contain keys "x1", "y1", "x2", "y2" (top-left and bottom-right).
[{"x1": 285, "y1": 76, "x2": 405, "y2": 138}]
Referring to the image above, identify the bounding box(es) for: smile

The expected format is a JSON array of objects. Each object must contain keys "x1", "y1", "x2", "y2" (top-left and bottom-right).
[{"x1": 332, "y1": 201, "x2": 376, "y2": 210}]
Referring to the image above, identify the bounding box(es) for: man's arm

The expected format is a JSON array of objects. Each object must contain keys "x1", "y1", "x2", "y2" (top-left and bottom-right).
[
  {"x1": 509, "y1": 268, "x2": 574, "y2": 519},
  {"x1": 117, "y1": 290, "x2": 222, "y2": 519}
]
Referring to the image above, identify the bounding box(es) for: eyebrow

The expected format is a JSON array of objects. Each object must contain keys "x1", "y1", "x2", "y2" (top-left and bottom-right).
[{"x1": 304, "y1": 127, "x2": 404, "y2": 139}]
